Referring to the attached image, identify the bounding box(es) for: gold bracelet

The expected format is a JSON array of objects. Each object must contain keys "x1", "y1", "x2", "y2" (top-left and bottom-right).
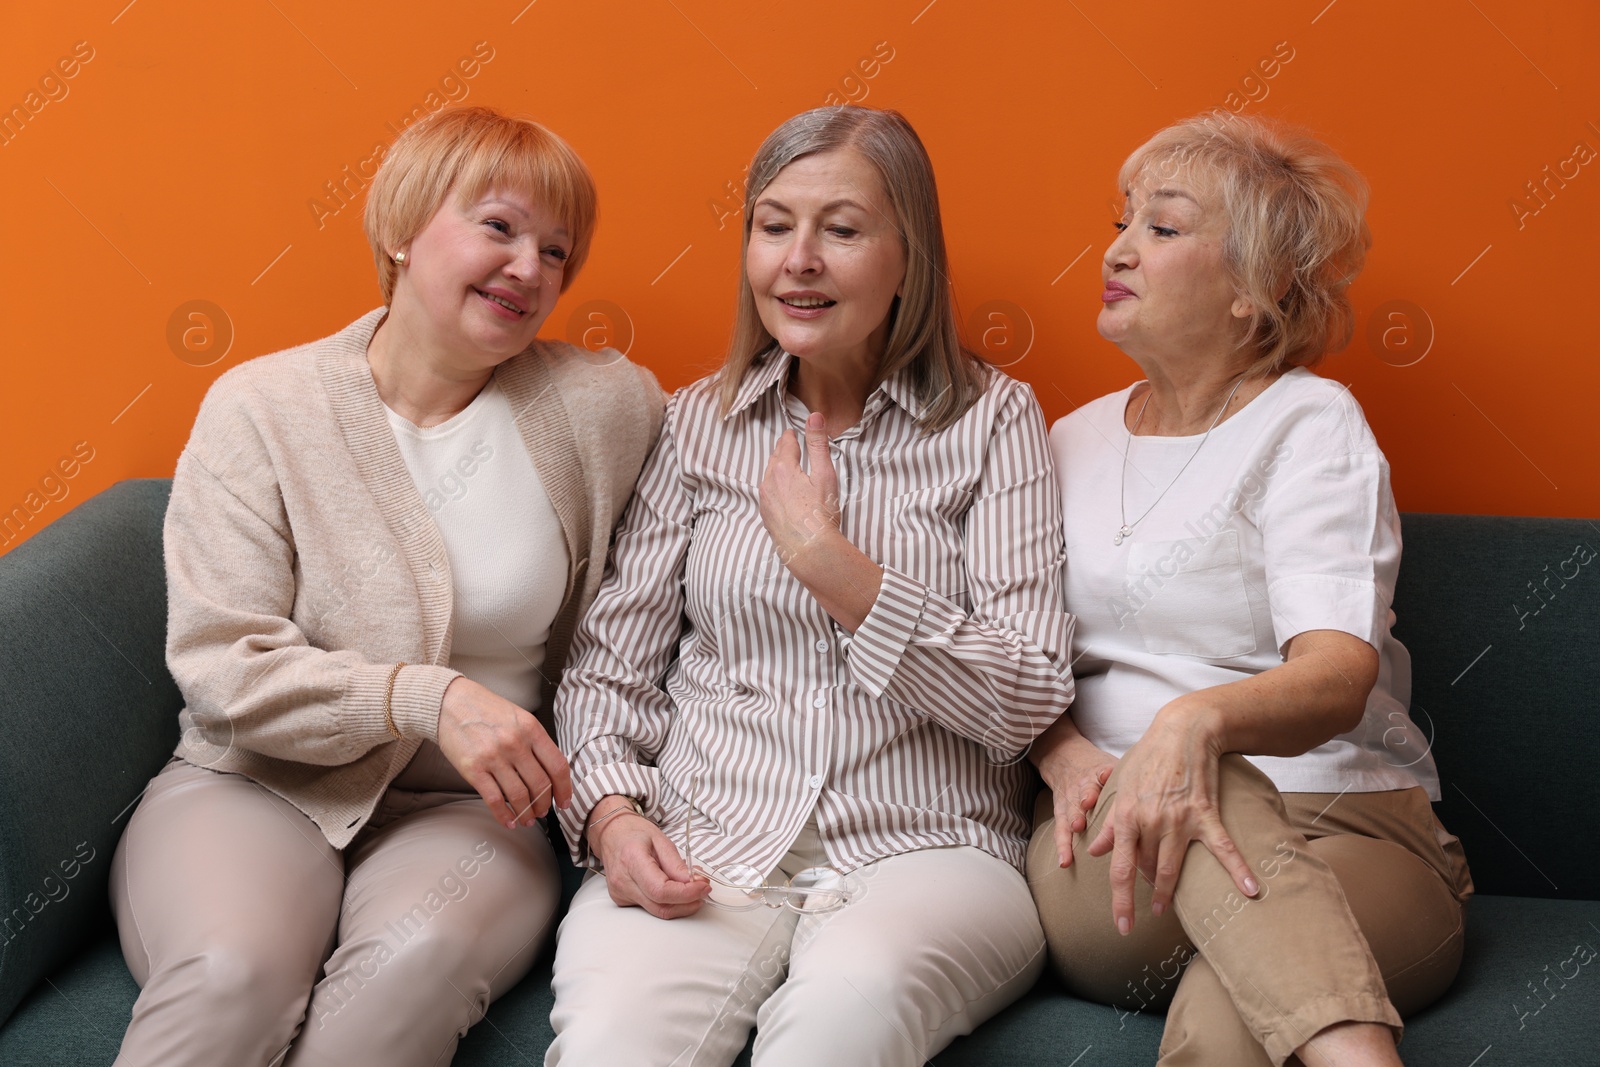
[
  {"x1": 586, "y1": 798, "x2": 644, "y2": 846},
  {"x1": 382, "y1": 662, "x2": 407, "y2": 739}
]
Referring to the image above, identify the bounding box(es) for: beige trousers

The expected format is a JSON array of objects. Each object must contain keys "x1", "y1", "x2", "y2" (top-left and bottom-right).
[
  {"x1": 109, "y1": 758, "x2": 561, "y2": 1067},
  {"x1": 546, "y1": 819, "x2": 1046, "y2": 1066},
  {"x1": 1027, "y1": 755, "x2": 1472, "y2": 1066}
]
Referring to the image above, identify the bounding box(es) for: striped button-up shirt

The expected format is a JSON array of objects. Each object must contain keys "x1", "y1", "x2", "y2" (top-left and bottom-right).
[{"x1": 555, "y1": 351, "x2": 1075, "y2": 875}]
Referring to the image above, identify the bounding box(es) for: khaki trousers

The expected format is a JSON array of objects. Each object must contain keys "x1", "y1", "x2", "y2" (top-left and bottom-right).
[
  {"x1": 1027, "y1": 755, "x2": 1472, "y2": 1067},
  {"x1": 109, "y1": 758, "x2": 561, "y2": 1067},
  {"x1": 546, "y1": 819, "x2": 1046, "y2": 1066}
]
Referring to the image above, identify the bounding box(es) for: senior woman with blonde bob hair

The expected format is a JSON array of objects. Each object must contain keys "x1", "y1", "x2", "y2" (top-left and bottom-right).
[
  {"x1": 544, "y1": 105, "x2": 1075, "y2": 1065},
  {"x1": 1027, "y1": 112, "x2": 1472, "y2": 1066},
  {"x1": 107, "y1": 106, "x2": 663, "y2": 1066}
]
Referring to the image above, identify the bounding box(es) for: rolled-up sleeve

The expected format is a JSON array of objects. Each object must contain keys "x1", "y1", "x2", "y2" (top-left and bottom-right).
[
  {"x1": 1261, "y1": 448, "x2": 1400, "y2": 656},
  {"x1": 843, "y1": 384, "x2": 1076, "y2": 756}
]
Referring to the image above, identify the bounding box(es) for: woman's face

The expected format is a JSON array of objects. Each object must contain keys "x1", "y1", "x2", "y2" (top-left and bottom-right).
[
  {"x1": 1097, "y1": 166, "x2": 1252, "y2": 361},
  {"x1": 746, "y1": 148, "x2": 907, "y2": 371},
  {"x1": 393, "y1": 187, "x2": 570, "y2": 363}
]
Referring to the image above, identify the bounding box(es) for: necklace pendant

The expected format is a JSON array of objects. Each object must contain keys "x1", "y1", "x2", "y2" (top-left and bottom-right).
[{"x1": 1114, "y1": 526, "x2": 1130, "y2": 546}]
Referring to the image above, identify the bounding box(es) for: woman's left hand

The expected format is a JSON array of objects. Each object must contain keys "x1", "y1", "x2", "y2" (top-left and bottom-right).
[
  {"x1": 760, "y1": 412, "x2": 841, "y2": 563},
  {"x1": 1086, "y1": 697, "x2": 1259, "y2": 934}
]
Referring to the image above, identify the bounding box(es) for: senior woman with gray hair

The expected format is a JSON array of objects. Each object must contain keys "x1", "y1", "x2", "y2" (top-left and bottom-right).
[
  {"x1": 107, "y1": 106, "x2": 662, "y2": 1066},
  {"x1": 1027, "y1": 113, "x2": 1473, "y2": 1066},
  {"x1": 544, "y1": 105, "x2": 1076, "y2": 1065}
]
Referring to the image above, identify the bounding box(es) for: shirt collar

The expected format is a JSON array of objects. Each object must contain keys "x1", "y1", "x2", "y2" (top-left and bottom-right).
[
  {"x1": 878, "y1": 364, "x2": 930, "y2": 421},
  {"x1": 724, "y1": 348, "x2": 793, "y2": 420},
  {"x1": 723, "y1": 348, "x2": 932, "y2": 424}
]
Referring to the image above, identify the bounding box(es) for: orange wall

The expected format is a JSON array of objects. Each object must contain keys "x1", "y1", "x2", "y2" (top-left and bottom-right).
[{"x1": 3, "y1": 0, "x2": 1596, "y2": 554}]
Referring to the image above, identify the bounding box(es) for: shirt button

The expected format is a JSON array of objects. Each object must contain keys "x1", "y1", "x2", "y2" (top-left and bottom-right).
[
  {"x1": 808, "y1": 774, "x2": 823, "y2": 789},
  {"x1": 812, "y1": 693, "x2": 827, "y2": 708},
  {"x1": 814, "y1": 639, "x2": 829, "y2": 653}
]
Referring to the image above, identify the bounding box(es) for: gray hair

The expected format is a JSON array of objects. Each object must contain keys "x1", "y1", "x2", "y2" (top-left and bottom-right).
[{"x1": 716, "y1": 106, "x2": 986, "y2": 433}]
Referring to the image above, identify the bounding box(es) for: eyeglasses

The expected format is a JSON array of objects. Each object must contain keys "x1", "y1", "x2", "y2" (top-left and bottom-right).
[{"x1": 683, "y1": 775, "x2": 855, "y2": 914}]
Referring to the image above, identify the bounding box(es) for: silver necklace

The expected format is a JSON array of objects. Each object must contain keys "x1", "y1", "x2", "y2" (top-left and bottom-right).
[{"x1": 1115, "y1": 375, "x2": 1246, "y2": 546}]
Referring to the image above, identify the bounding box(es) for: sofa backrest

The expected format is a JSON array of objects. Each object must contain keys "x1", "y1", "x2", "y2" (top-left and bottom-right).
[
  {"x1": 1392, "y1": 512, "x2": 1599, "y2": 902},
  {"x1": 0, "y1": 479, "x2": 181, "y2": 1026}
]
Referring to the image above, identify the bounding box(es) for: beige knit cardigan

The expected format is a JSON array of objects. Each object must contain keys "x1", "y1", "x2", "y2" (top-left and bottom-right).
[{"x1": 164, "y1": 308, "x2": 664, "y2": 848}]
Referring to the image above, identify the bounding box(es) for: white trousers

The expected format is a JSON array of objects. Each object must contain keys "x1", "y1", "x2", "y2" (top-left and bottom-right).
[{"x1": 546, "y1": 819, "x2": 1045, "y2": 1066}]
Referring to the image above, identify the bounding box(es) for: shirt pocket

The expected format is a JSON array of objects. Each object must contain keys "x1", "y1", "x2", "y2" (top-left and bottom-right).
[
  {"x1": 1125, "y1": 528, "x2": 1258, "y2": 659},
  {"x1": 875, "y1": 485, "x2": 972, "y2": 603}
]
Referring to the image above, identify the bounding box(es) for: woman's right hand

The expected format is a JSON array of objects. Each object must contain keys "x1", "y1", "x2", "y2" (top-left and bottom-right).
[
  {"x1": 1032, "y1": 719, "x2": 1118, "y2": 869},
  {"x1": 437, "y1": 676, "x2": 572, "y2": 829},
  {"x1": 587, "y1": 796, "x2": 711, "y2": 919}
]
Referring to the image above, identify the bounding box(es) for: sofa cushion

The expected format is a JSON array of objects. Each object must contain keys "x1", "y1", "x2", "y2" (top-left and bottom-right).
[
  {"x1": 3, "y1": 896, "x2": 1594, "y2": 1065},
  {"x1": 0, "y1": 480, "x2": 181, "y2": 1027}
]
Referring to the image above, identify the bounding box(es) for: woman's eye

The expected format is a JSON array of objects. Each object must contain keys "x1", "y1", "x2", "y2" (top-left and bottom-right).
[
  {"x1": 543, "y1": 247, "x2": 570, "y2": 262},
  {"x1": 485, "y1": 219, "x2": 511, "y2": 235},
  {"x1": 829, "y1": 226, "x2": 858, "y2": 238},
  {"x1": 760, "y1": 223, "x2": 789, "y2": 235},
  {"x1": 1113, "y1": 221, "x2": 1129, "y2": 232},
  {"x1": 1151, "y1": 225, "x2": 1179, "y2": 237}
]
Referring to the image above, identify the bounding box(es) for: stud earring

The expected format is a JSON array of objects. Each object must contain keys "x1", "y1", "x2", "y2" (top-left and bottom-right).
[{"x1": 394, "y1": 251, "x2": 407, "y2": 265}]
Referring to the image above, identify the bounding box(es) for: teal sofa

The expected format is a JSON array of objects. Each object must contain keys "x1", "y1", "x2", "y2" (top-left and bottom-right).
[{"x1": 2, "y1": 479, "x2": 1597, "y2": 1064}]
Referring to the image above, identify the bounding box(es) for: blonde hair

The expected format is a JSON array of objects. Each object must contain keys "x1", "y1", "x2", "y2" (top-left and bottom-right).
[
  {"x1": 363, "y1": 106, "x2": 598, "y2": 304},
  {"x1": 718, "y1": 106, "x2": 986, "y2": 433},
  {"x1": 1120, "y1": 111, "x2": 1371, "y2": 376}
]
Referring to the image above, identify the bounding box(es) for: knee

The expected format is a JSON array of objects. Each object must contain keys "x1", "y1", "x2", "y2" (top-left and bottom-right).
[
  {"x1": 1027, "y1": 825, "x2": 1100, "y2": 959},
  {"x1": 1212, "y1": 754, "x2": 1297, "y2": 845},
  {"x1": 1215, "y1": 753, "x2": 1278, "y2": 797},
  {"x1": 173, "y1": 944, "x2": 315, "y2": 1023},
  {"x1": 762, "y1": 971, "x2": 923, "y2": 1061},
  {"x1": 548, "y1": 1001, "x2": 684, "y2": 1066},
  {"x1": 354, "y1": 921, "x2": 507, "y2": 1007}
]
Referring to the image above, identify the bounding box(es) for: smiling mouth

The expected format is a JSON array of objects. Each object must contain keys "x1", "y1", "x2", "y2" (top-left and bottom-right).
[
  {"x1": 478, "y1": 289, "x2": 526, "y2": 315},
  {"x1": 780, "y1": 296, "x2": 836, "y2": 309}
]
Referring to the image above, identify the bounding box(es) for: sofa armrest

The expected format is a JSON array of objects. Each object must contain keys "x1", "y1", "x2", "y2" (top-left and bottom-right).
[{"x1": 0, "y1": 479, "x2": 181, "y2": 1026}]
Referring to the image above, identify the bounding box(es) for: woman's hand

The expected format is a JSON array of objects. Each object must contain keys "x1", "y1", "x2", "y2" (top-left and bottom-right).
[
  {"x1": 1035, "y1": 731, "x2": 1118, "y2": 869},
  {"x1": 759, "y1": 412, "x2": 842, "y2": 563},
  {"x1": 759, "y1": 413, "x2": 883, "y2": 631},
  {"x1": 1085, "y1": 697, "x2": 1258, "y2": 934},
  {"x1": 587, "y1": 796, "x2": 710, "y2": 919},
  {"x1": 437, "y1": 676, "x2": 572, "y2": 829}
]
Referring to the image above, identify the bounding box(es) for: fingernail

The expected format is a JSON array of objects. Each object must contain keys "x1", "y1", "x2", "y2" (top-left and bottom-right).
[
  {"x1": 1245, "y1": 876, "x2": 1259, "y2": 896},
  {"x1": 1117, "y1": 917, "x2": 1130, "y2": 936},
  {"x1": 1151, "y1": 901, "x2": 1164, "y2": 917}
]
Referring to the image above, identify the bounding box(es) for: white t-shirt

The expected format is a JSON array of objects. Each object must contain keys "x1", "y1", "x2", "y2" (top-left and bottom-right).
[
  {"x1": 1052, "y1": 368, "x2": 1439, "y2": 797},
  {"x1": 384, "y1": 381, "x2": 570, "y2": 713}
]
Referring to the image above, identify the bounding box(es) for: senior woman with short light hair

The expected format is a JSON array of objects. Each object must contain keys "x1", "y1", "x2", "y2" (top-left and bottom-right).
[
  {"x1": 107, "y1": 106, "x2": 662, "y2": 1066},
  {"x1": 1027, "y1": 113, "x2": 1472, "y2": 1067}
]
